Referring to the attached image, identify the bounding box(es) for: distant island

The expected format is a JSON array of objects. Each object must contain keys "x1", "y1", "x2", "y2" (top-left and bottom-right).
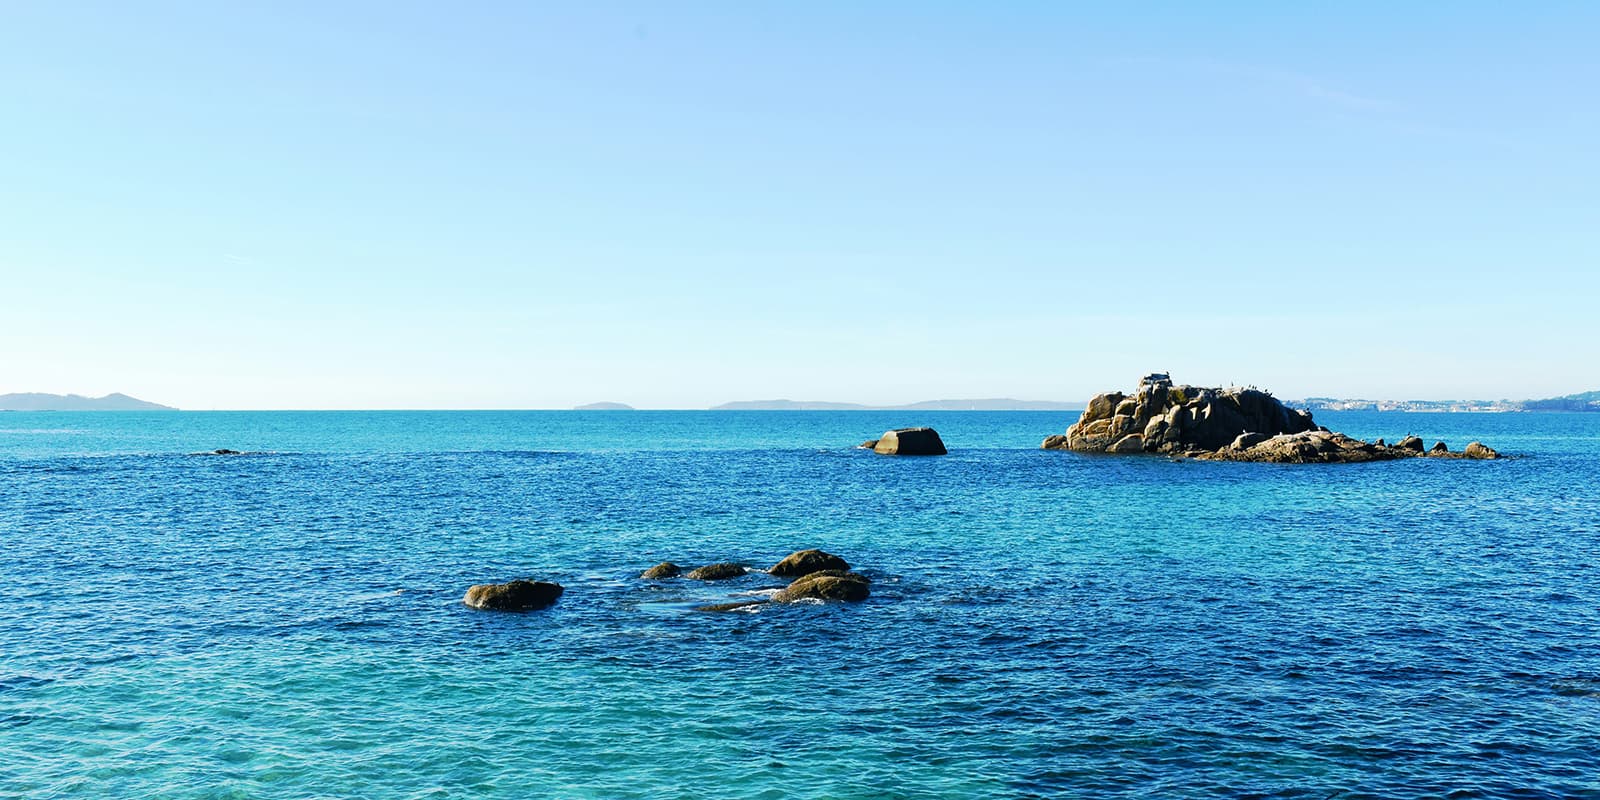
[
  {"x1": 710, "y1": 398, "x2": 1085, "y2": 411},
  {"x1": 574, "y1": 402, "x2": 635, "y2": 411},
  {"x1": 0, "y1": 392, "x2": 176, "y2": 411},
  {"x1": 1296, "y1": 389, "x2": 1600, "y2": 413}
]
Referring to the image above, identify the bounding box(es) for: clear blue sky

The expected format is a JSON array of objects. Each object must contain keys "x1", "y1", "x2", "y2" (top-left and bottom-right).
[{"x1": 3, "y1": 2, "x2": 1596, "y2": 409}]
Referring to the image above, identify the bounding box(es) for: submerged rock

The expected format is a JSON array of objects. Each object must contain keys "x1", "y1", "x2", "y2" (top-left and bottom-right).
[
  {"x1": 692, "y1": 600, "x2": 767, "y2": 613},
  {"x1": 685, "y1": 563, "x2": 747, "y2": 581},
  {"x1": 1042, "y1": 374, "x2": 1503, "y2": 464},
  {"x1": 872, "y1": 427, "x2": 947, "y2": 456},
  {"x1": 640, "y1": 562, "x2": 682, "y2": 579},
  {"x1": 772, "y1": 570, "x2": 871, "y2": 603},
  {"x1": 463, "y1": 579, "x2": 563, "y2": 611},
  {"x1": 769, "y1": 549, "x2": 850, "y2": 578}
]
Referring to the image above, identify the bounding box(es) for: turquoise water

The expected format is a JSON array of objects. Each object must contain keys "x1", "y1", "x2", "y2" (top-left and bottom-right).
[{"x1": 3, "y1": 411, "x2": 1599, "y2": 798}]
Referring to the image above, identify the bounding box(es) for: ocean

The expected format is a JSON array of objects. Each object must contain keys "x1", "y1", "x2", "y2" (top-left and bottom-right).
[{"x1": 3, "y1": 410, "x2": 1599, "y2": 798}]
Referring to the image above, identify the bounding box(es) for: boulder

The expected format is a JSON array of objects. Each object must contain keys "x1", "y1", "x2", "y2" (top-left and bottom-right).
[
  {"x1": 857, "y1": 439, "x2": 880, "y2": 449},
  {"x1": 1229, "y1": 432, "x2": 1269, "y2": 450},
  {"x1": 769, "y1": 549, "x2": 850, "y2": 578},
  {"x1": 1041, "y1": 434, "x2": 1069, "y2": 450},
  {"x1": 772, "y1": 570, "x2": 871, "y2": 603},
  {"x1": 640, "y1": 562, "x2": 682, "y2": 579},
  {"x1": 1107, "y1": 434, "x2": 1145, "y2": 454},
  {"x1": 1396, "y1": 435, "x2": 1425, "y2": 452},
  {"x1": 1429, "y1": 441, "x2": 1450, "y2": 455},
  {"x1": 1463, "y1": 442, "x2": 1500, "y2": 460},
  {"x1": 463, "y1": 579, "x2": 564, "y2": 611},
  {"x1": 685, "y1": 563, "x2": 747, "y2": 581},
  {"x1": 872, "y1": 427, "x2": 947, "y2": 456}
]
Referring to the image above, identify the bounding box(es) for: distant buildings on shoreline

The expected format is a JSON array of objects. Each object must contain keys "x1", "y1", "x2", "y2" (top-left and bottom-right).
[{"x1": 1296, "y1": 392, "x2": 1600, "y2": 413}]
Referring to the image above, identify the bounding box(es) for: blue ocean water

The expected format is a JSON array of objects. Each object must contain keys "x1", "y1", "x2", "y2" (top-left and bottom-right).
[{"x1": 3, "y1": 410, "x2": 1599, "y2": 799}]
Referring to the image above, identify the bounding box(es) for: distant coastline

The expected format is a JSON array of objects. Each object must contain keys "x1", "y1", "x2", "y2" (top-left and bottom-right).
[
  {"x1": 1294, "y1": 390, "x2": 1600, "y2": 413},
  {"x1": 710, "y1": 398, "x2": 1085, "y2": 411},
  {"x1": 0, "y1": 392, "x2": 175, "y2": 411}
]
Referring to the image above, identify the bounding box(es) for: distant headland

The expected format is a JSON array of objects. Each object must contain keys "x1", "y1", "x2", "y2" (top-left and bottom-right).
[
  {"x1": 0, "y1": 392, "x2": 176, "y2": 411},
  {"x1": 710, "y1": 398, "x2": 1085, "y2": 411},
  {"x1": 574, "y1": 402, "x2": 635, "y2": 411}
]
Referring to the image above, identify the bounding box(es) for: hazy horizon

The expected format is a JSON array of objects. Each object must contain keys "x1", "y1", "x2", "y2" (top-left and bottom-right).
[{"x1": 4, "y1": 3, "x2": 1596, "y2": 409}]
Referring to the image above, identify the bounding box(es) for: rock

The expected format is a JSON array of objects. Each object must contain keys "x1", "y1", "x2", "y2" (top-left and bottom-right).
[
  {"x1": 872, "y1": 427, "x2": 947, "y2": 456},
  {"x1": 693, "y1": 600, "x2": 767, "y2": 613},
  {"x1": 1229, "y1": 432, "x2": 1269, "y2": 450},
  {"x1": 1107, "y1": 434, "x2": 1145, "y2": 454},
  {"x1": 772, "y1": 570, "x2": 871, "y2": 603},
  {"x1": 857, "y1": 439, "x2": 879, "y2": 449},
  {"x1": 1430, "y1": 441, "x2": 1450, "y2": 454},
  {"x1": 1046, "y1": 374, "x2": 1503, "y2": 464},
  {"x1": 1463, "y1": 441, "x2": 1500, "y2": 460},
  {"x1": 685, "y1": 563, "x2": 747, "y2": 581},
  {"x1": 463, "y1": 579, "x2": 563, "y2": 611},
  {"x1": 769, "y1": 549, "x2": 850, "y2": 578},
  {"x1": 640, "y1": 562, "x2": 681, "y2": 579}
]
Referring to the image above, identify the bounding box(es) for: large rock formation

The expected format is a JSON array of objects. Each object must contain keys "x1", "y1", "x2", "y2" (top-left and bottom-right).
[
  {"x1": 463, "y1": 579, "x2": 564, "y2": 611},
  {"x1": 872, "y1": 427, "x2": 947, "y2": 456},
  {"x1": 1044, "y1": 374, "x2": 1501, "y2": 463}
]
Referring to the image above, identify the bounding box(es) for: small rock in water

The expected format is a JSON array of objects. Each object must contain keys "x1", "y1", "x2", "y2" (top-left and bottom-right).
[
  {"x1": 1430, "y1": 441, "x2": 1450, "y2": 454},
  {"x1": 685, "y1": 563, "x2": 747, "y2": 581},
  {"x1": 640, "y1": 562, "x2": 682, "y2": 579},
  {"x1": 1463, "y1": 441, "x2": 1500, "y2": 459},
  {"x1": 462, "y1": 579, "x2": 563, "y2": 611},
  {"x1": 773, "y1": 570, "x2": 871, "y2": 603},
  {"x1": 872, "y1": 427, "x2": 947, "y2": 456},
  {"x1": 857, "y1": 439, "x2": 879, "y2": 449},
  {"x1": 769, "y1": 549, "x2": 850, "y2": 578}
]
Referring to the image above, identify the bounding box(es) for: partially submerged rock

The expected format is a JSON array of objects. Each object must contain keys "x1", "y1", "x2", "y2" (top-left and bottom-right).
[
  {"x1": 769, "y1": 549, "x2": 850, "y2": 578},
  {"x1": 463, "y1": 579, "x2": 564, "y2": 611},
  {"x1": 685, "y1": 563, "x2": 747, "y2": 581},
  {"x1": 872, "y1": 427, "x2": 947, "y2": 456},
  {"x1": 692, "y1": 600, "x2": 767, "y2": 613},
  {"x1": 773, "y1": 570, "x2": 871, "y2": 603},
  {"x1": 1043, "y1": 374, "x2": 1502, "y2": 463},
  {"x1": 640, "y1": 562, "x2": 682, "y2": 579}
]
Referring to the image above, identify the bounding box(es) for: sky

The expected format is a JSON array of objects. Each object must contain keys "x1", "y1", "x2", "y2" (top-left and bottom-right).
[{"x1": 2, "y1": 2, "x2": 1597, "y2": 409}]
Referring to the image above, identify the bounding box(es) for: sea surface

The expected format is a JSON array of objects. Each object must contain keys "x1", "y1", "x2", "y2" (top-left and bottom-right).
[{"x1": 3, "y1": 410, "x2": 1599, "y2": 799}]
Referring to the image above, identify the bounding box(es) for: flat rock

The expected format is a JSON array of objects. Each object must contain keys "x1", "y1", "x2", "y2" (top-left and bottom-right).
[
  {"x1": 463, "y1": 579, "x2": 564, "y2": 611},
  {"x1": 685, "y1": 563, "x2": 747, "y2": 581}
]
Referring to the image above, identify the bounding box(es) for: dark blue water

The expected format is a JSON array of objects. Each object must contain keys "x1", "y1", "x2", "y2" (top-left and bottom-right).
[{"x1": 3, "y1": 411, "x2": 1599, "y2": 798}]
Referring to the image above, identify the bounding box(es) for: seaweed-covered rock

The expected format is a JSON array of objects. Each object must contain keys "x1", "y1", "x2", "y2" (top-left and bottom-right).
[
  {"x1": 640, "y1": 562, "x2": 682, "y2": 579},
  {"x1": 769, "y1": 549, "x2": 850, "y2": 578},
  {"x1": 685, "y1": 563, "x2": 747, "y2": 581},
  {"x1": 872, "y1": 427, "x2": 947, "y2": 456},
  {"x1": 772, "y1": 570, "x2": 871, "y2": 603},
  {"x1": 463, "y1": 579, "x2": 564, "y2": 611}
]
